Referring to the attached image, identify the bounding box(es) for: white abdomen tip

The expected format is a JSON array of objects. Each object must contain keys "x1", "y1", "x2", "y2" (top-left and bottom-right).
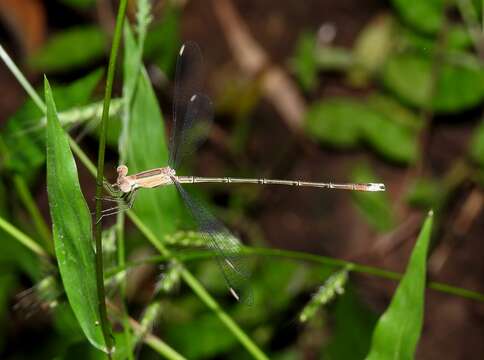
[
  {"x1": 179, "y1": 44, "x2": 185, "y2": 56},
  {"x1": 367, "y1": 183, "x2": 386, "y2": 192}
]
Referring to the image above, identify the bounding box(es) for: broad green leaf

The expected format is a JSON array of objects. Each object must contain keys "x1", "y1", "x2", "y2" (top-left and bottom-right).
[
  {"x1": 391, "y1": 0, "x2": 445, "y2": 34},
  {"x1": 123, "y1": 26, "x2": 179, "y2": 241},
  {"x1": 45, "y1": 78, "x2": 106, "y2": 352},
  {"x1": 382, "y1": 53, "x2": 484, "y2": 113},
  {"x1": 433, "y1": 57, "x2": 484, "y2": 112},
  {"x1": 351, "y1": 164, "x2": 394, "y2": 232},
  {"x1": 306, "y1": 97, "x2": 418, "y2": 163},
  {"x1": 365, "y1": 211, "x2": 433, "y2": 360},
  {"x1": 30, "y1": 26, "x2": 107, "y2": 72},
  {"x1": 305, "y1": 99, "x2": 361, "y2": 148},
  {"x1": 3, "y1": 69, "x2": 103, "y2": 176},
  {"x1": 382, "y1": 54, "x2": 432, "y2": 108},
  {"x1": 470, "y1": 119, "x2": 484, "y2": 166},
  {"x1": 359, "y1": 110, "x2": 418, "y2": 164}
]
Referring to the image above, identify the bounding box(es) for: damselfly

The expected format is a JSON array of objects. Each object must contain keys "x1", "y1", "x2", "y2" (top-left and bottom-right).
[{"x1": 102, "y1": 42, "x2": 385, "y2": 303}]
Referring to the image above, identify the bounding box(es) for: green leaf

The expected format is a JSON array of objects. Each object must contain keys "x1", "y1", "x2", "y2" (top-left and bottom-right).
[
  {"x1": 30, "y1": 26, "x2": 107, "y2": 72},
  {"x1": 45, "y1": 77, "x2": 106, "y2": 352},
  {"x1": 360, "y1": 112, "x2": 418, "y2": 164},
  {"x1": 351, "y1": 164, "x2": 394, "y2": 232},
  {"x1": 432, "y1": 57, "x2": 484, "y2": 112},
  {"x1": 382, "y1": 54, "x2": 432, "y2": 108},
  {"x1": 365, "y1": 211, "x2": 433, "y2": 360},
  {"x1": 382, "y1": 53, "x2": 484, "y2": 112},
  {"x1": 305, "y1": 99, "x2": 361, "y2": 148},
  {"x1": 306, "y1": 97, "x2": 418, "y2": 163},
  {"x1": 123, "y1": 26, "x2": 180, "y2": 241},
  {"x1": 3, "y1": 69, "x2": 103, "y2": 176},
  {"x1": 470, "y1": 119, "x2": 484, "y2": 166},
  {"x1": 391, "y1": 0, "x2": 445, "y2": 34}
]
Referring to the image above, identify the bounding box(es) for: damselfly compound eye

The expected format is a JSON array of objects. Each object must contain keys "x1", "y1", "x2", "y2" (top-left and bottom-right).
[{"x1": 117, "y1": 165, "x2": 128, "y2": 176}]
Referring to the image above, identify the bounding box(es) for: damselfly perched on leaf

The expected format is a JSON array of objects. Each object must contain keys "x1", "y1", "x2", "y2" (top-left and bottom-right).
[{"x1": 101, "y1": 42, "x2": 385, "y2": 303}]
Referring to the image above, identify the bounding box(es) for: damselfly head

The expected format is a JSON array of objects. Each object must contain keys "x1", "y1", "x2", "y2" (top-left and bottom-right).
[
  {"x1": 117, "y1": 165, "x2": 129, "y2": 177},
  {"x1": 116, "y1": 165, "x2": 135, "y2": 193}
]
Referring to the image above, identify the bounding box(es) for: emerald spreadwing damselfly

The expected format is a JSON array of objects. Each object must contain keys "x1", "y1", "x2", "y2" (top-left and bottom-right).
[{"x1": 102, "y1": 42, "x2": 385, "y2": 303}]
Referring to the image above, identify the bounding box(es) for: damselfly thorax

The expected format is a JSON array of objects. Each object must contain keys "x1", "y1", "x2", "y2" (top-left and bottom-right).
[{"x1": 115, "y1": 165, "x2": 175, "y2": 193}]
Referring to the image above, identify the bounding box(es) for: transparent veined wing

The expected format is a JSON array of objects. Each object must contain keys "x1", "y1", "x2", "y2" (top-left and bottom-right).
[
  {"x1": 173, "y1": 179, "x2": 252, "y2": 304},
  {"x1": 169, "y1": 42, "x2": 213, "y2": 170}
]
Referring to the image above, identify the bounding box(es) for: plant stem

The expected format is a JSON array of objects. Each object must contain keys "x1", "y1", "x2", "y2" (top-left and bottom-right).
[
  {"x1": 108, "y1": 247, "x2": 484, "y2": 303},
  {"x1": 0, "y1": 215, "x2": 47, "y2": 258},
  {"x1": 93, "y1": 0, "x2": 128, "y2": 354},
  {"x1": 13, "y1": 176, "x2": 53, "y2": 254}
]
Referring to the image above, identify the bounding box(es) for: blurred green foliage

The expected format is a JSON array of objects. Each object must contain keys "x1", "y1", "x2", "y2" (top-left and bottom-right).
[{"x1": 0, "y1": 0, "x2": 482, "y2": 359}]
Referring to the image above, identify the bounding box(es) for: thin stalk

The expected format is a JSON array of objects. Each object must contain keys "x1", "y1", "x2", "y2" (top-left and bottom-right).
[
  {"x1": 93, "y1": 0, "x2": 128, "y2": 354},
  {"x1": 0, "y1": 215, "x2": 47, "y2": 258},
  {"x1": 13, "y1": 176, "x2": 53, "y2": 254},
  {"x1": 108, "y1": 246, "x2": 484, "y2": 303}
]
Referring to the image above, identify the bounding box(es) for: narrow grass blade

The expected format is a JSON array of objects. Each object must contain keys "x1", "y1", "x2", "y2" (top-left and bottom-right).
[
  {"x1": 365, "y1": 210, "x2": 434, "y2": 360},
  {"x1": 45, "y1": 77, "x2": 107, "y2": 352}
]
